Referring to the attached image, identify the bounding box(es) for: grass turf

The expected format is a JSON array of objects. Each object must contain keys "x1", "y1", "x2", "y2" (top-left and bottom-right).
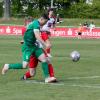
[
  {"x1": 0, "y1": 36, "x2": 100, "y2": 100},
  {"x1": 0, "y1": 18, "x2": 100, "y2": 27}
]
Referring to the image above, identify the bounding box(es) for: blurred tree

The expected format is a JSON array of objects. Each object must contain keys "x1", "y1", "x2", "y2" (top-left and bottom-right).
[
  {"x1": 4, "y1": 0, "x2": 10, "y2": 19},
  {"x1": 1, "y1": 0, "x2": 99, "y2": 18},
  {"x1": 0, "y1": 1, "x2": 3, "y2": 17}
]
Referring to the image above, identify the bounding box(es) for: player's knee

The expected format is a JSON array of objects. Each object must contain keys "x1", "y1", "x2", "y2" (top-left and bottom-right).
[
  {"x1": 38, "y1": 54, "x2": 47, "y2": 62},
  {"x1": 22, "y1": 65, "x2": 27, "y2": 68},
  {"x1": 40, "y1": 58, "x2": 47, "y2": 62},
  {"x1": 22, "y1": 61, "x2": 28, "y2": 68},
  {"x1": 23, "y1": 66, "x2": 27, "y2": 69}
]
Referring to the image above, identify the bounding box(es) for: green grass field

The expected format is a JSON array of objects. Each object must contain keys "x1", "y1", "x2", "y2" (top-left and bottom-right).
[
  {"x1": 0, "y1": 36, "x2": 100, "y2": 100},
  {"x1": 0, "y1": 18, "x2": 100, "y2": 27}
]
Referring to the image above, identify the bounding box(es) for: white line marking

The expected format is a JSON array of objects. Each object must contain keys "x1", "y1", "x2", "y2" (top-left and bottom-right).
[
  {"x1": 25, "y1": 80, "x2": 64, "y2": 86},
  {"x1": 67, "y1": 84, "x2": 100, "y2": 89},
  {"x1": 25, "y1": 80, "x2": 100, "y2": 89},
  {"x1": 24, "y1": 80, "x2": 100, "y2": 89},
  {"x1": 67, "y1": 76, "x2": 100, "y2": 79}
]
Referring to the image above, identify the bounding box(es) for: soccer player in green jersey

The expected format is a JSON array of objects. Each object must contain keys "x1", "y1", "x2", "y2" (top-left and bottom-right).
[{"x1": 2, "y1": 14, "x2": 56, "y2": 83}]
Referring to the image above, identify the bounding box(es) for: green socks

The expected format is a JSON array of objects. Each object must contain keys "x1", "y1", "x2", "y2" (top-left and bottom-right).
[
  {"x1": 41, "y1": 62, "x2": 49, "y2": 78},
  {"x1": 9, "y1": 62, "x2": 49, "y2": 78},
  {"x1": 9, "y1": 63, "x2": 23, "y2": 69}
]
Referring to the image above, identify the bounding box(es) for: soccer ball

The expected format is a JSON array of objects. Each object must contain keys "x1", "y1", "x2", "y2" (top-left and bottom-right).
[{"x1": 70, "y1": 51, "x2": 80, "y2": 62}]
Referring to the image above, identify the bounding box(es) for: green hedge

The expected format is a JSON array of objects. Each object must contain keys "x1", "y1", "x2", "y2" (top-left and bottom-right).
[
  {"x1": 26, "y1": 9, "x2": 44, "y2": 18},
  {"x1": 1, "y1": 2, "x2": 100, "y2": 19},
  {"x1": 0, "y1": 2, "x2": 3, "y2": 17},
  {"x1": 58, "y1": 3, "x2": 100, "y2": 18}
]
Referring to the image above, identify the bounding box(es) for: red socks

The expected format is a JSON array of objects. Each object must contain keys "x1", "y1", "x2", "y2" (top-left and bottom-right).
[
  {"x1": 48, "y1": 64, "x2": 55, "y2": 77},
  {"x1": 24, "y1": 71, "x2": 31, "y2": 79},
  {"x1": 24, "y1": 63, "x2": 55, "y2": 79}
]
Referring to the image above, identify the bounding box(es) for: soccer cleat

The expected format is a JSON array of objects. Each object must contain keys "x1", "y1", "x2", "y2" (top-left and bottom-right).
[
  {"x1": 45, "y1": 77, "x2": 57, "y2": 83},
  {"x1": 50, "y1": 77, "x2": 57, "y2": 82},
  {"x1": 21, "y1": 75, "x2": 27, "y2": 80},
  {"x1": 2, "y1": 64, "x2": 9, "y2": 75}
]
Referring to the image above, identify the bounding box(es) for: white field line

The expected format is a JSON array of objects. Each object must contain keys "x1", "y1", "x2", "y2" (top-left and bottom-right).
[
  {"x1": 25, "y1": 80, "x2": 100, "y2": 89},
  {"x1": 67, "y1": 84, "x2": 100, "y2": 89},
  {"x1": 67, "y1": 76, "x2": 100, "y2": 79},
  {"x1": 25, "y1": 80, "x2": 64, "y2": 86}
]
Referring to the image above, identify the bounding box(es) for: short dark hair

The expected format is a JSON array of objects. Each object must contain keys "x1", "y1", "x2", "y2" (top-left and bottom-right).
[
  {"x1": 41, "y1": 13, "x2": 49, "y2": 20},
  {"x1": 48, "y1": 8, "x2": 54, "y2": 13}
]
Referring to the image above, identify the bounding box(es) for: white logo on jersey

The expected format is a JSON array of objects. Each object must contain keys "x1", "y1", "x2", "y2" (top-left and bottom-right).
[{"x1": 26, "y1": 55, "x2": 29, "y2": 60}]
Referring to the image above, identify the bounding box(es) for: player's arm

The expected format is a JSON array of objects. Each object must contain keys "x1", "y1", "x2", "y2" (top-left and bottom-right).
[
  {"x1": 53, "y1": 20, "x2": 56, "y2": 28},
  {"x1": 51, "y1": 20, "x2": 56, "y2": 31},
  {"x1": 34, "y1": 29, "x2": 50, "y2": 48},
  {"x1": 45, "y1": 39, "x2": 51, "y2": 48}
]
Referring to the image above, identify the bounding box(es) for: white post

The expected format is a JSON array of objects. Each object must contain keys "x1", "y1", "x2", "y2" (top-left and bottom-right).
[{"x1": 51, "y1": 0, "x2": 54, "y2": 8}]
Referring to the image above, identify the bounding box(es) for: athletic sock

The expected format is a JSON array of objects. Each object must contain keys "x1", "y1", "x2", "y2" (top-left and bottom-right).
[
  {"x1": 46, "y1": 48, "x2": 50, "y2": 54},
  {"x1": 48, "y1": 64, "x2": 55, "y2": 77},
  {"x1": 41, "y1": 62, "x2": 49, "y2": 78},
  {"x1": 24, "y1": 71, "x2": 31, "y2": 79},
  {"x1": 9, "y1": 63, "x2": 23, "y2": 69}
]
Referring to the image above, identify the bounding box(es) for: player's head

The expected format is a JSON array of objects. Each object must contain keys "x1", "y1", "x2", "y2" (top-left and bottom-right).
[
  {"x1": 48, "y1": 8, "x2": 54, "y2": 17},
  {"x1": 39, "y1": 14, "x2": 49, "y2": 26}
]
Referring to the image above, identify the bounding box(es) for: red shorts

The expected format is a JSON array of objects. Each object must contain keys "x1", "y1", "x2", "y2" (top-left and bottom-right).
[
  {"x1": 41, "y1": 32, "x2": 50, "y2": 41},
  {"x1": 29, "y1": 50, "x2": 48, "y2": 68},
  {"x1": 28, "y1": 55, "x2": 38, "y2": 68}
]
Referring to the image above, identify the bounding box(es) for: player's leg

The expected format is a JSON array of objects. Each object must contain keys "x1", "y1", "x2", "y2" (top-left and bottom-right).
[
  {"x1": 41, "y1": 32, "x2": 52, "y2": 57},
  {"x1": 22, "y1": 68, "x2": 36, "y2": 80},
  {"x1": 22, "y1": 55, "x2": 38, "y2": 80},
  {"x1": 41, "y1": 32, "x2": 56, "y2": 79},
  {"x1": 46, "y1": 55, "x2": 57, "y2": 82},
  {"x1": 23, "y1": 54, "x2": 56, "y2": 80},
  {"x1": 48, "y1": 62, "x2": 55, "y2": 77},
  {"x1": 35, "y1": 48, "x2": 56, "y2": 83},
  {"x1": 45, "y1": 40, "x2": 52, "y2": 58},
  {"x1": 2, "y1": 63, "x2": 28, "y2": 75},
  {"x1": 43, "y1": 49, "x2": 55, "y2": 77},
  {"x1": 28, "y1": 55, "x2": 38, "y2": 77},
  {"x1": 2, "y1": 44, "x2": 33, "y2": 75},
  {"x1": 22, "y1": 50, "x2": 57, "y2": 82}
]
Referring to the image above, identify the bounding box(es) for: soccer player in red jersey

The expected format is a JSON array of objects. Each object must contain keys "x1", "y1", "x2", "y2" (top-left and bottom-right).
[{"x1": 44, "y1": 8, "x2": 56, "y2": 58}]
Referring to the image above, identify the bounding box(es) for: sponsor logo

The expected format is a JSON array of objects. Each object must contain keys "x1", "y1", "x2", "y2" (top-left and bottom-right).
[{"x1": 0, "y1": 25, "x2": 100, "y2": 38}]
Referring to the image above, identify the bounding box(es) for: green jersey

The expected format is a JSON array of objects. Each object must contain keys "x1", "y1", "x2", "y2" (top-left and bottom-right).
[{"x1": 24, "y1": 20, "x2": 40, "y2": 46}]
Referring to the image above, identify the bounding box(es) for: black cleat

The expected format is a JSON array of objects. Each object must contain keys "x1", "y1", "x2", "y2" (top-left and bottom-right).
[{"x1": 21, "y1": 75, "x2": 27, "y2": 80}]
